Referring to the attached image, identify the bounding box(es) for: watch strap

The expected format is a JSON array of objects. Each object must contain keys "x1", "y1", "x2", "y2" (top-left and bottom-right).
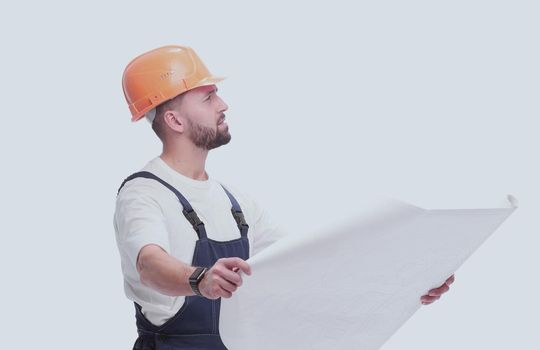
[{"x1": 189, "y1": 267, "x2": 208, "y2": 297}]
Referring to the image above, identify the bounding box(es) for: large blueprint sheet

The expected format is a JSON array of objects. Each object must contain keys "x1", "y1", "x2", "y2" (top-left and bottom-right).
[{"x1": 220, "y1": 195, "x2": 518, "y2": 350}]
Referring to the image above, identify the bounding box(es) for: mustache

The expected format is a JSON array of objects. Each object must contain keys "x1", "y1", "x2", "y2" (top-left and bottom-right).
[{"x1": 218, "y1": 114, "x2": 226, "y2": 124}]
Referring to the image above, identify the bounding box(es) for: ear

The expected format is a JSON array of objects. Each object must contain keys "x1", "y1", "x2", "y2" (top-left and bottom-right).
[{"x1": 163, "y1": 110, "x2": 185, "y2": 134}]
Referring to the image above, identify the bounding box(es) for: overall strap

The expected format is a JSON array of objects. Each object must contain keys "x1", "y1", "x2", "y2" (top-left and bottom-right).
[
  {"x1": 117, "y1": 171, "x2": 208, "y2": 239},
  {"x1": 220, "y1": 185, "x2": 249, "y2": 238}
]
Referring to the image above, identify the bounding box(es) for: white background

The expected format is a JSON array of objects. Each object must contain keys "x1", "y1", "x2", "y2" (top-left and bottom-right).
[{"x1": 1, "y1": 1, "x2": 538, "y2": 348}]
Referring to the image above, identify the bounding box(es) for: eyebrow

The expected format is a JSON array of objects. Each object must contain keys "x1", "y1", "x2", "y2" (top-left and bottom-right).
[{"x1": 204, "y1": 87, "x2": 218, "y2": 97}]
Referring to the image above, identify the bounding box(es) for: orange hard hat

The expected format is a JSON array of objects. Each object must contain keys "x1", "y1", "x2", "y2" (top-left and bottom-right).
[{"x1": 122, "y1": 45, "x2": 225, "y2": 122}]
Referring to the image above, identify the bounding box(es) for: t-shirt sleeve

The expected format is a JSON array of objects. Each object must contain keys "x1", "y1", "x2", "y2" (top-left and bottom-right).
[
  {"x1": 249, "y1": 197, "x2": 289, "y2": 256},
  {"x1": 114, "y1": 184, "x2": 171, "y2": 270}
]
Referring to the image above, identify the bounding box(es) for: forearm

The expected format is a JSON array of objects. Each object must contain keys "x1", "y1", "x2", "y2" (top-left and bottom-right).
[{"x1": 136, "y1": 244, "x2": 197, "y2": 297}]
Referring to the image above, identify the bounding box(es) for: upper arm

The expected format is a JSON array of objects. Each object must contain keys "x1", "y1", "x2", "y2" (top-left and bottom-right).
[{"x1": 114, "y1": 183, "x2": 171, "y2": 274}]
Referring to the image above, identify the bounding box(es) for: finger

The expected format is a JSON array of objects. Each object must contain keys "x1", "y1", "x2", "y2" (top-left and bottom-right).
[
  {"x1": 428, "y1": 283, "x2": 450, "y2": 297},
  {"x1": 208, "y1": 281, "x2": 233, "y2": 299},
  {"x1": 215, "y1": 275, "x2": 238, "y2": 293},
  {"x1": 221, "y1": 258, "x2": 251, "y2": 275},
  {"x1": 420, "y1": 295, "x2": 440, "y2": 303},
  {"x1": 446, "y1": 274, "x2": 455, "y2": 285},
  {"x1": 220, "y1": 258, "x2": 252, "y2": 276},
  {"x1": 213, "y1": 265, "x2": 243, "y2": 286},
  {"x1": 217, "y1": 284, "x2": 233, "y2": 299}
]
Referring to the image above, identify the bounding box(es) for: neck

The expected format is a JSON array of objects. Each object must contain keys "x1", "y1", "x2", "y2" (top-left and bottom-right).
[{"x1": 160, "y1": 139, "x2": 209, "y2": 181}]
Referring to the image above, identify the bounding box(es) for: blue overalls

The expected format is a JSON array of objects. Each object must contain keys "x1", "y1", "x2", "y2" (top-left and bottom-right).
[{"x1": 117, "y1": 171, "x2": 250, "y2": 350}]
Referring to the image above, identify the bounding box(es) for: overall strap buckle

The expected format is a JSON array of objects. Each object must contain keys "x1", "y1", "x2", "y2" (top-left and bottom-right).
[
  {"x1": 183, "y1": 209, "x2": 204, "y2": 233},
  {"x1": 231, "y1": 208, "x2": 249, "y2": 231}
]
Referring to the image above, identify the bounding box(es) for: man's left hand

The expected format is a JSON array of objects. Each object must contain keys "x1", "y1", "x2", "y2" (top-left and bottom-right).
[{"x1": 420, "y1": 274, "x2": 455, "y2": 305}]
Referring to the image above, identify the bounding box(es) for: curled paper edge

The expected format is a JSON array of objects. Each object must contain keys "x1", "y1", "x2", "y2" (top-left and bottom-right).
[{"x1": 506, "y1": 194, "x2": 519, "y2": 208}]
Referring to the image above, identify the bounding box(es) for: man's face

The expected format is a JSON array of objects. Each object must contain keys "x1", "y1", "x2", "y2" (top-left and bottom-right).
[{"x1": 180, "y1": 84, "x2": 230, "y2": 150}]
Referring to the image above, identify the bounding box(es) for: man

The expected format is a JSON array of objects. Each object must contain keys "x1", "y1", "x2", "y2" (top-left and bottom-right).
[{"x1": 114, "y1": 45, "x2": 454, "y2": 350}]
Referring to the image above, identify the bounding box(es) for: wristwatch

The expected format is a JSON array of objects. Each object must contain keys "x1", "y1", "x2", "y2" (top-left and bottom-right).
[{"x1": 189, "y1": 267, "x2": 208, "y2": 297}]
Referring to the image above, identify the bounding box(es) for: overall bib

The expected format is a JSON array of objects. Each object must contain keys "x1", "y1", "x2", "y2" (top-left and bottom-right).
[{"x1": 117, "y1": 171, "x2": 250, "y2": 350}]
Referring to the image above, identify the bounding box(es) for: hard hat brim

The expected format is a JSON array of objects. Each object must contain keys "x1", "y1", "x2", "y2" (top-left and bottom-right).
[{"x1": 191, "y1": 76, "x2": 226, "y2": 89}]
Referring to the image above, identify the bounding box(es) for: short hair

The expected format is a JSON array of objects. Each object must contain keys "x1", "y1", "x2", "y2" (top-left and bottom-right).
[{"x1": 151, "y1": 93, "x2": 186, "y2": 142}]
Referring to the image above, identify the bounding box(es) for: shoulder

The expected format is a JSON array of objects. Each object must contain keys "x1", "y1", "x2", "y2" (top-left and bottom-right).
[
  {"x1": 214, "y1": 181, "x2": 269, "y2": 231},
  {"x1": 115, "y1": 168, "x2": 174, "y2": 216},
  {"x1": 217, "y1": 181, "x2": 260, "y2": 213}
]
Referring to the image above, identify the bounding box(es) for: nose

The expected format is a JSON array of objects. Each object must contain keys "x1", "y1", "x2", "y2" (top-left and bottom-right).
[{"x1": 217, "y1": 95, "x2": 228, "y2": 112}]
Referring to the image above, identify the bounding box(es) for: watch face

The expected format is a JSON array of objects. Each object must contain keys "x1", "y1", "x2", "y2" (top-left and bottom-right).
[{"x1": 190, "y1": 267, "x2": 206, "y2": 282}]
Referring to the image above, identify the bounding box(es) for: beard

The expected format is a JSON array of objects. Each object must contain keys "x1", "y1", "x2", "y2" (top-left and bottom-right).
[{"x1": 186, "y1": 117, "x2": 231, "y2": 150}]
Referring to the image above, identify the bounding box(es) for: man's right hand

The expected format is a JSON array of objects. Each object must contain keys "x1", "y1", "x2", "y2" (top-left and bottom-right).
[{"x1": 198, "y1": 257, "x2": 252, "y2": 299}]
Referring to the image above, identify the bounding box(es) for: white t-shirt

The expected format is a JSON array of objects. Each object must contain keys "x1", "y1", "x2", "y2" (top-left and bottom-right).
[{"x1": 113, "y1": 156, "x2": 287, "y2": 326}]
